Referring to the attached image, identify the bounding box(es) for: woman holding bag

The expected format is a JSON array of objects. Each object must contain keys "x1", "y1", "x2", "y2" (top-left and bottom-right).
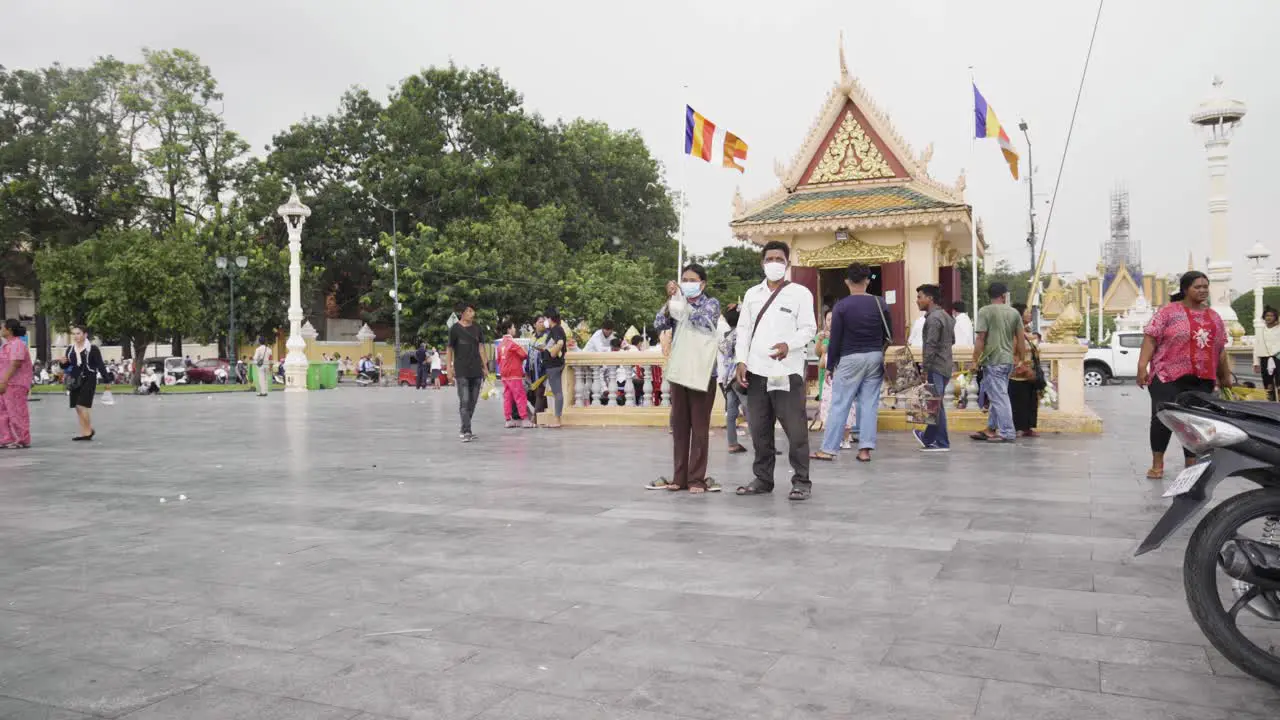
[
  {"x1": 647, "y1": 264, "x2": 720, "y2": 494},
  {"x1": 62, "y1": 325, "x2": 110, "y2": 441}
]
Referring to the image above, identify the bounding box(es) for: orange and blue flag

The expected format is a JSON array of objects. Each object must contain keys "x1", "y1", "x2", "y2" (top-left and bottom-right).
[
  {"x1": 685, "y1": 105, "x2": 716, "y2": 162},
  {"x1": 722, "y1": 132, "x2": 748, "y2": 173},
  {"x1": 973, "y1": 85, "x2": 1019, "y2": 180}
]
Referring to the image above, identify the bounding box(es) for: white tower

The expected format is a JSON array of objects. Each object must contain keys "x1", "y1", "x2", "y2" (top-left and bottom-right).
[
  {"x1": 1190, "y1": 76, "x2": 1246, "y2": 335},
  {"x1": 277, "y1": 189, "x2": 312, "y2": 392}
]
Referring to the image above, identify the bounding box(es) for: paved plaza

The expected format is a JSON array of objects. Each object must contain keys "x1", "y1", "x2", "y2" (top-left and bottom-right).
[{"x1": 1, "y1": 385, "x2": 1278, "y2": 719}]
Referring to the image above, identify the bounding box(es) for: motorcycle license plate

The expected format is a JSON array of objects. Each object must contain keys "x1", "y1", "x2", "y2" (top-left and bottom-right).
[{"x1": 1164, "y1": 462, "x2": 1209, "y2": 498}]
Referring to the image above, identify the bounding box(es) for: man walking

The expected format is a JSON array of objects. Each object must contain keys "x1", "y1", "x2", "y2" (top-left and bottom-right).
[
  {"x1": 914, "y1": 284, "x2": 955, "y2": 451},
  {"x1": 733, "y1": 241, "x2": 817, "y2": 501},
  {"x1": 447, "y1": 302, "x2": 489, "y2": 442},
  {"x1": 252, "y1": 337, "x2": 271, "y2": 397},
  {"x1": 414, "y1": 343, "x2": 428, "y2": 389},
  {"x1": 971, "y1": 283, "x2": 1024, "y2": 443}
]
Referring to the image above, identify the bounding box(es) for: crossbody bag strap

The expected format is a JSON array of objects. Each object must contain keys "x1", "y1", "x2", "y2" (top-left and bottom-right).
[
  {"x1": 747, "y1": 281, "x2": 790, "y2": 353},
  {"x1": 1180, "y1": 304, "x2": 1199, "y2": 378}
]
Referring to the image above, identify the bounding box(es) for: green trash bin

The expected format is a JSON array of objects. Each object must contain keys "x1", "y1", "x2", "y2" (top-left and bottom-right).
[
  {"x1": 306, "y1": 363, "x2": 322, "y2": 390},
  {"x1": 319, "y1": 361, "x2": 338, "y2": 389}
]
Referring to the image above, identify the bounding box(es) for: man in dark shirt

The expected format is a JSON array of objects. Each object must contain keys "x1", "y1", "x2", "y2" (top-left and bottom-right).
[
  {"x1": 447, "y1": 302, "x2": 489, "y2": 442},
  {"x1": 541, "y1": 309, "x2": 568, "y2": 428},
  {"x1": 813, "y1": 263, "x2": 890, "y2": 463},
  {"x1": 914, "y1": 284, "x2": 955, "y2": 451},
  {"x1": 414, "y1": 343, "x2": 428, "y2": 389}
]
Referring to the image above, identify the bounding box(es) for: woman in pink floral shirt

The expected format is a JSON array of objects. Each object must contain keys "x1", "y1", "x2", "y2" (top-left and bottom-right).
[
  {"x1": 0, "y1": 319, "x2": 34, "y2": 449},
  {"x1": 1137, "y1": 271, "x2": 1231, "y2": 479}
]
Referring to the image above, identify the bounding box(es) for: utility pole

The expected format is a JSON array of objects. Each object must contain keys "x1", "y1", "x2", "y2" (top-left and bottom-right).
[
  {"x1": 371, "y1": 197, "x2": 401, "y2": 370},
  {"x1": 1019, "y1": 120, "x2": 1038, "y2": 332}
]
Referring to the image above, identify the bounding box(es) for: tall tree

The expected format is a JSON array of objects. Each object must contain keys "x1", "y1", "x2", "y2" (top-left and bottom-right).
[{"x1": 36, "y1": 225, "x2": 205, "y2": 382}]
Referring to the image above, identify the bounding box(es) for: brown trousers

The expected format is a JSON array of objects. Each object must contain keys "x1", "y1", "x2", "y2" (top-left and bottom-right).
[{"x1": 670, "y1": 377, "x2": 715, "y2": 489}]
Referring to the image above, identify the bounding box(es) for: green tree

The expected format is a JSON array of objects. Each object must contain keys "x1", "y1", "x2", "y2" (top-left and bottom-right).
[
  {"x1": 696, "y1": 243, "x2": 761, "y2": 305},
  {"x1": 36, "y1": 226, "x2": 205, "y2": 382},
  {"x1": 560, "y1": 244, "x2": 665, "y2": 332},
  {"x1": 1232, "y1": 289, "x2": 1280, "y2": 336}
]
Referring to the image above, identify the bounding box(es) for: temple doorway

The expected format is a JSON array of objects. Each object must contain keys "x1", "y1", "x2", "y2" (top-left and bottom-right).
[{"x1": 818, "y1": 265, "x2": 882, "y2": 315}]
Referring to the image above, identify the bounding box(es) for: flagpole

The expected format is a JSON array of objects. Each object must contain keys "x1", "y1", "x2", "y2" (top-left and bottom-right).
[
  {"x1": 677, "y1": 86, "x2": 689, "y2": 280},
  {"x1": 968, "y1": 67, "x2": 979, "y2": 321}
]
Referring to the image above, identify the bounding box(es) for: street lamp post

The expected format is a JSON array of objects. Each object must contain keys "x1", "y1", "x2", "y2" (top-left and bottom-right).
[
  {"x1": 215, "y1": 255, "x2": 249, "y2": 380},
  {"x1": 1247, "y1": 242, "x2": 1272, "y2": 336},
  {"x1": 276, "y1": 189, "x2": 312, "y2": 392},
  {"x1": 1018, "y1": 119, "x2": 1038, "y2": 332}
]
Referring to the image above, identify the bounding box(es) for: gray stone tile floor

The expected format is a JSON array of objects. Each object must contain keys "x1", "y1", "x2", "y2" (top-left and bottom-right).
[{"x1": 0, "y1": 384, "x2": 1278, "y2": 718}]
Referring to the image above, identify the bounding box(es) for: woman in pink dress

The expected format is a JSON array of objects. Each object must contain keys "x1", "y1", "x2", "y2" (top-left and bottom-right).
[
  {"x1": 1137, "y1": 271, "x2": 1231, "y2": 479},
  {"x1": 0, "y1": 319, "x2": 34, "y2": 449}
]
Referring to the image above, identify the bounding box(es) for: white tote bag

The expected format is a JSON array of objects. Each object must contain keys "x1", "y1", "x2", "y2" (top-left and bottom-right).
[{"x1": 663, "y1": 297, "x2": 718, "y2": 391}]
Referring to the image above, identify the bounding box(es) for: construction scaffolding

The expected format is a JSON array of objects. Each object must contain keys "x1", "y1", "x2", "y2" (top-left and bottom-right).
[{"x1": 1103, "y1": 186, "x2": 1139, "y2": 275}]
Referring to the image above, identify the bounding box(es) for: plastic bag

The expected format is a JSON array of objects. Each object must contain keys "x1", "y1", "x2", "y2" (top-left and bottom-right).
[{"x1": 101, "y1": 390, "x2": 115, "y2": 406}]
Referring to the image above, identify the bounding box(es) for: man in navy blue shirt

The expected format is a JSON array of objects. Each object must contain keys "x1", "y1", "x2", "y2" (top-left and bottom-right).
[{"x1": 811, "y1": 263, "x2": 890, "y2": 463}]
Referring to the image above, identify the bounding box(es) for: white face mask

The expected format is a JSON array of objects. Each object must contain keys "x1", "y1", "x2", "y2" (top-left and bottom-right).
[{"x1": 763, "y1": 261, "x2": 787, "y2": 282}]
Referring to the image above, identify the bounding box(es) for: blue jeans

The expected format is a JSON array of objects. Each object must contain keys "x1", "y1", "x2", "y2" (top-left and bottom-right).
[
  {"x1": 723, "y1": 384, "x2": 748, "y2": 447},
  {"x1": 982, "y1": 363, "x2": 1015, "y2": 440},
  {"x1": 822, "y1": 351, "x2": 883, "y2": 453},
  {"x1": 919, "y1": 370, "x2": 950, "y2": 448}
]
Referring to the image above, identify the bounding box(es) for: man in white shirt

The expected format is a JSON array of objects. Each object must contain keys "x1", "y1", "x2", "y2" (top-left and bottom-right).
[
  {"x1": 733, "y1": 241, "x2": 818, "y2": 500},
  {"x1": 952, "y1": 301, "x2": 975, "y2": 348},
  {"x1": 584, "y1": 320, "x2": 616, "y2": 353},
  {"x1": 908, "y1": 311, "x2": 926, "y2": 347}
]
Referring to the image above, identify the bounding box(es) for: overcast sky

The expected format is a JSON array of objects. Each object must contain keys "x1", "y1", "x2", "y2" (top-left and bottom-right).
[{"x1": 3, "y1": 0, "x2": 1276, "y2": 288}]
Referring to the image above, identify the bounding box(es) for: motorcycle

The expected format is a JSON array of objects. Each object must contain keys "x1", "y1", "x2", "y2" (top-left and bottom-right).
[{"x1": 1137, "y1": 391, "x2": 1280, "y2": 686}]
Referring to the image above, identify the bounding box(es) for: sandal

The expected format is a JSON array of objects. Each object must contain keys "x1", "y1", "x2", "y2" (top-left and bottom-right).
[
  {"x1": 1145, "y1": 467, "x2": 1165, "y2": 480},
  {"x1": 666, "y1": 483, "x2": 689, "y2": 492},
  {"x1": 969, "y1": 432, "x2": 995, "y2": 441},
  {"x1": 688, "y1": 485, "x2": 707, "y2": 494},
  {"x1": 788, "y1": 487, "x2": 812, "y2": 501},
  {"x1": 735, "y1": 483, "x2": 772, "y2": 496},
  {"x1": 727, "y1": 444, "x2": 748, "y2": 454},
  {"x1": 705, "y1": 477, "x2": 722, "y2": 492},
  {"x1": 809, "y1": 451, "x2": 836, "y2": 462},
  {"x1": 856, "y1": 451, "x2": 872, "y2": 463}
]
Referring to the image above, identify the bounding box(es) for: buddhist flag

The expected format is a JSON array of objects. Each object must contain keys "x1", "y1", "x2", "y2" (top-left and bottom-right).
[
  {"x1": 723, "y1": 132, "x2": 748, "y2": 173},
  {"x1": 684, "y1": 105, "x2": 716, "y2": 162},
  {"x1": 972, "y1": 84, "x2": 1020, "y2": 180}
]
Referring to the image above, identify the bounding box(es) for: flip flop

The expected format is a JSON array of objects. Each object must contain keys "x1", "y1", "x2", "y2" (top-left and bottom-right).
[
  {"x1": 788, "y1": 487, "x2": 811, "y2": 501},
  {"x1": 736, "y1": 484, "x2": 772, "y2": 496},
  {"x1": 1145, "y1": 467, "x2": 1164, "y2": 480},
  {"x1": 809, "y1": 451, "x2": 836, "y2": 462},
  {"x1": 969, "y1": 432, "x2": 994, "y2": 441}
]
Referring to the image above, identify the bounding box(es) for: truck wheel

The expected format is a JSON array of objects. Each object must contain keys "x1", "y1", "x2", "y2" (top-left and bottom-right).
[{"x1": 1083, "y1": 365, "x2": 1110, "y2": 387}]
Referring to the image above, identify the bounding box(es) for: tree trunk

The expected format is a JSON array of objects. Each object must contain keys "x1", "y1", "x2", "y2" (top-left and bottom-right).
[
  {"x1": 0, "y1": 275, "x2": 7, "y2": 320},
  {"x1": 121, "y1": 343, "x2": 132, "y2": 361},
  {"x1": 171, "y1": 336, "x2": 182, "y2": 357},
  {"x1": 132, "y1": 336, "x2": 148, "y2": 385},
  {"x1": 34, "y1": 313, "x2": 49, "y2": 364}
]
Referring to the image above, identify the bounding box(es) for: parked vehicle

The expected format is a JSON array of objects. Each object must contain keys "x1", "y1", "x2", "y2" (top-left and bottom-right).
[
  {"x1": 186, "y1": 358, "x2": 230, "y2": 384},
  {"x1": 1137, "y1": 391, "x2": 1280, "y2": 686},
  {"x1": 397, "y1": 367, "x2": 450, "y2": 386},
  {"x1": 1083, "y1": 331, "x2": 1144, "y2": 386},
  {"x1": 143, "y1": 357, "x2": 188, "y2": 384}
]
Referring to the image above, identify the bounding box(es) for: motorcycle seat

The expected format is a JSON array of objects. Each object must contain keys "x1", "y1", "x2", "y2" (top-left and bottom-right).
[{"x1": 1177, "y1": 391, "x2": 1280, "y2": 424}]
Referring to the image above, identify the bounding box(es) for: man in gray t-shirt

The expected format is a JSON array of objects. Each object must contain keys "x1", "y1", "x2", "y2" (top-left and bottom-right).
[
  {"x1": 972, "y1": 282, "x2": 1025, "y2": 443},
  {"x1": 915, "y1": 284, "x2": 955, "y2": 451}
]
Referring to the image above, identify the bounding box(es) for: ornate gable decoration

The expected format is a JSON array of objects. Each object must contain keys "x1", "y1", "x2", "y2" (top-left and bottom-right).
[
  {"x1": 805, "y1": 107, "x2": 897, "y2": 184},
  {"x1": 794, "y1": 236, "x2": 905, "y2": 268}
]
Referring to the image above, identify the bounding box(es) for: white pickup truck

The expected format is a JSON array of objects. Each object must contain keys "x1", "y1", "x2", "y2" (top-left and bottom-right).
[{"x1": 1083, "y1": 331, "x2": 1144, "y2": 386}]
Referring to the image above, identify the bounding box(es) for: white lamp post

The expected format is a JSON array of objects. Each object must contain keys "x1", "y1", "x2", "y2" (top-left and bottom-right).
[
  {"x1": 1247, "y1": 241, "x2": 1272, "y2": 337},
  {"x1": 277, "y1": 189, "x2": 312, "y2": 392},
  {"x1": 1191, "y1": 76, "x2": 1247, "y2": 336}
]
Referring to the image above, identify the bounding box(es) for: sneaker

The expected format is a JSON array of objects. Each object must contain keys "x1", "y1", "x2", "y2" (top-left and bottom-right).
[
  {"x1": 461, "y1": 434, "x2": 474, "y2": 443},
  {"x1": 521, "y1": 420, "x2": 536, "y2": 429},
  {"x1": 705, "y1": 478, "x2": 722, "y2": 493},
  {"x1": 912, "y1": 429, "x2": 927, "y2": 448},
  {"x1": 504, "y1": 420, "x2": 518, "y2": 429},
  {"x1": 920, "y1": 444, "x2": 951, "y2": 453},
  {"x1": 840, "y1": 439, "x2": 853, "y2": 450},
  {"x1": 645, "y1": 477, "x2": 672, "y2": 490}
]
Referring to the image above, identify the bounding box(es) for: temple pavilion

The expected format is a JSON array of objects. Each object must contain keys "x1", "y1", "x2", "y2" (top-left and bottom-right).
[{"x1": 729, "y1": 40, "x2": 980, "y2": 343}]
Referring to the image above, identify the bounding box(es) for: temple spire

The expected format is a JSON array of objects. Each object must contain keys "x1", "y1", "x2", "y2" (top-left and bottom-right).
[{"x1": 838, "y1": 31, "x2": 848, "y2": 79}]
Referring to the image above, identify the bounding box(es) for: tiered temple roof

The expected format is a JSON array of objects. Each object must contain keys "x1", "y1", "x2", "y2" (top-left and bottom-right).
[{"x1": 730, "y1": 35, "x2": 976, "y2": 243}]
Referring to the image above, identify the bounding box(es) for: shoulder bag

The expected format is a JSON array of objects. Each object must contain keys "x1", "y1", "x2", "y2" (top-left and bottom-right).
[{"x1": 664, "y1": 297, "x2": 720, "y2": 391}]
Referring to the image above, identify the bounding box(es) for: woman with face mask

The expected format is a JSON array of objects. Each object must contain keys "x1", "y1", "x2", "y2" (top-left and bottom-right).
[{"x1": 647, "y1": 264, "x2": 721, "y2": 494}]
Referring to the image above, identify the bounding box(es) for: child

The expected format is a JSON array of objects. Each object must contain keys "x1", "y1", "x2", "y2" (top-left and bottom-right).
[{"x1": 497, "y1": 319, "x2": 534, "y2": 428}]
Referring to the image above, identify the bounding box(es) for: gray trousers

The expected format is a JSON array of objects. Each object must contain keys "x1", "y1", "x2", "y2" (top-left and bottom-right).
[
  {"x1": 723, "y1": 384, "x2": 748, "y2": 447},
  {"x1": 747, "y1": 373, "x2": 810, "y2": 490}
]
